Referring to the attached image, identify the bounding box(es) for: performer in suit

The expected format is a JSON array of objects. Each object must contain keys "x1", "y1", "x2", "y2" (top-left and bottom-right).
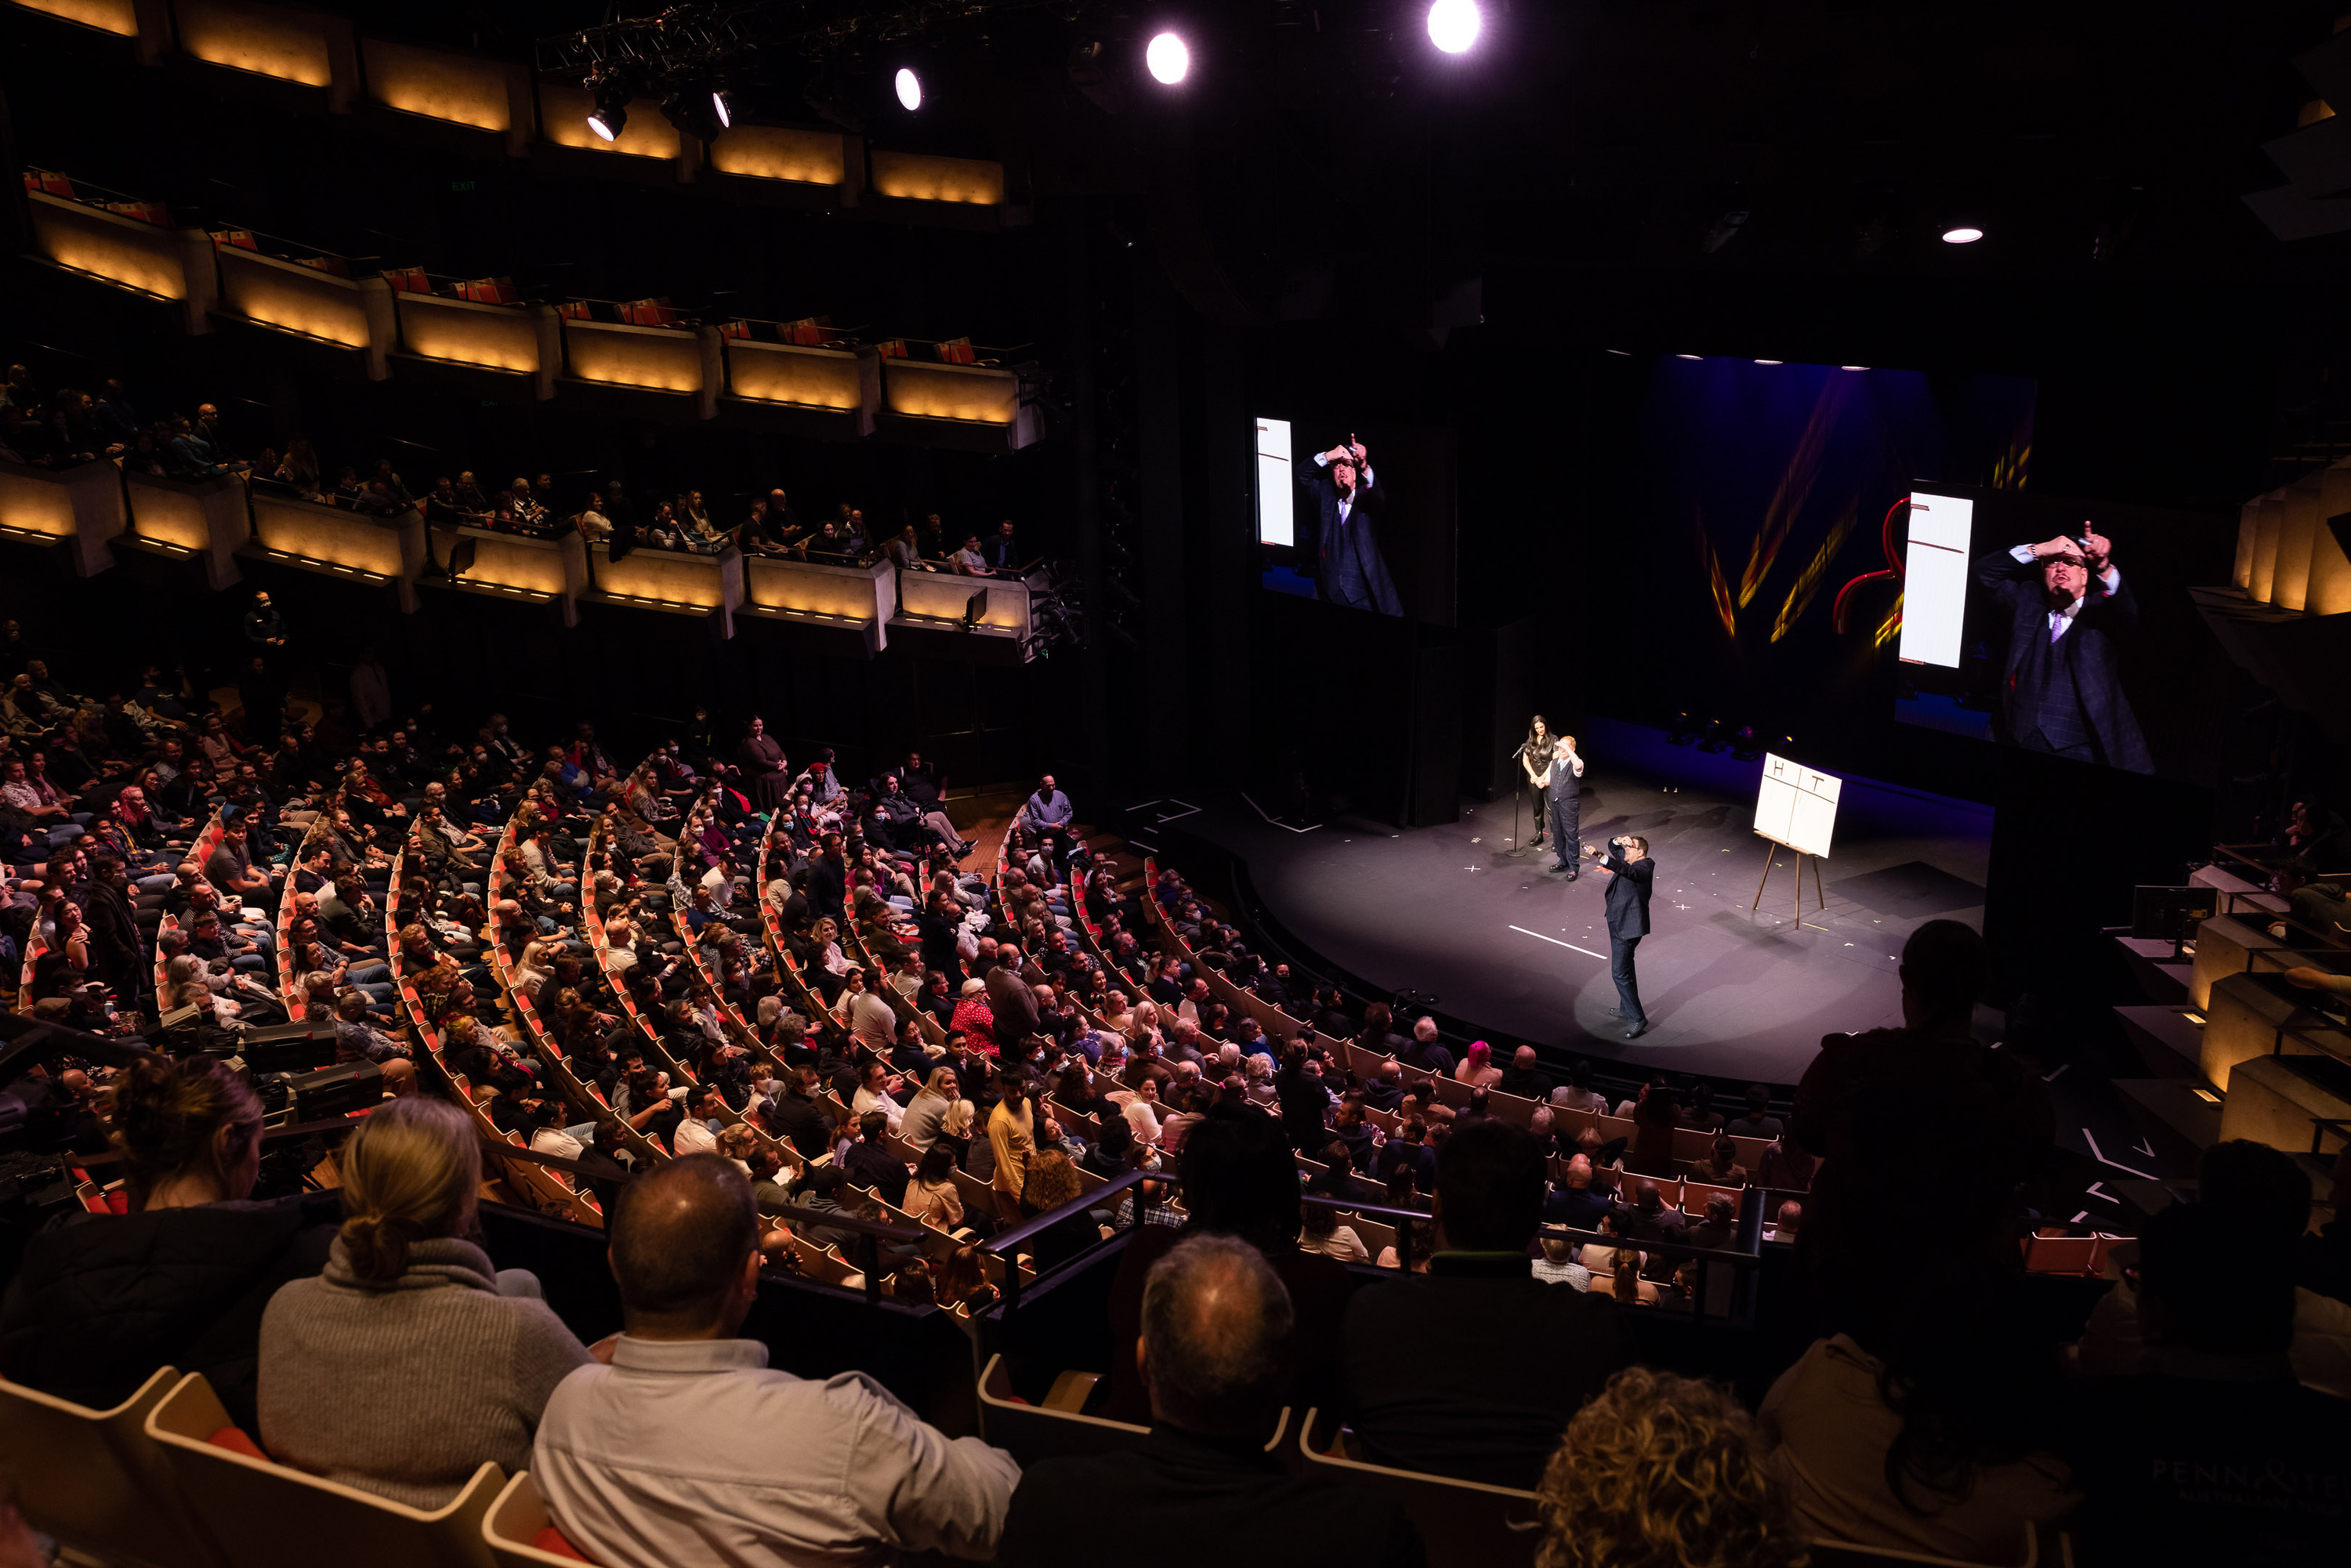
[
  {"x1": 1296, "y1": 436, "x2": 1402, "y2": 616},
  {"x1": 1585, "y1": 835, "x2": 1655, "y2": 1039},
  {"x1": 1972, "y1": 527, "x2": 2152, "y2": 773},
  {"x1": 1542, "y1": 735, "x2": 1585, "y2": 877}
]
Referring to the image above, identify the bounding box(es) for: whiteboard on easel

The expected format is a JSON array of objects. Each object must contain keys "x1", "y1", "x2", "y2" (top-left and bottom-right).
[{"x1": 1754, "y1": 753, "x2": 1842, "y2": 859}]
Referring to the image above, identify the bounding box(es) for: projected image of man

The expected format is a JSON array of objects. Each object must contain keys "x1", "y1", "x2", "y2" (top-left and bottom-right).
[
  {"x1": 1972, "y1": 526, "x2": 2151, "y2": 773},
  {"x1": 1298, "y1": 436, "x2": 1402, "y2": 617}
]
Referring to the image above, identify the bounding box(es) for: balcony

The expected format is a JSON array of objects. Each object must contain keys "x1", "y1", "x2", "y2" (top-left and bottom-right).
[
  {"x1": 212, "y1": 244, "x2": 395, "y2": 377},
  {"x1": 739, "y1": 552, "x2": 894, "y2": 654},
  {"x1": 0, "y1": 456, "x2": 127, "y2": 575},
  {"x1": 24, "y1": 190, "x2": 218, "y2": 334},
  {"x1": 122, "y1": 469, "x2": 247, "y2": 588},
  {"x1": 246, "y1": 490, "x2": 425, "y2": 610}
]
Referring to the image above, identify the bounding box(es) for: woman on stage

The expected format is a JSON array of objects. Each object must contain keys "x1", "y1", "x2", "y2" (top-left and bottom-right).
[{"x1": 1521, "y1": 715, "x2": 1553, "y2": 847}]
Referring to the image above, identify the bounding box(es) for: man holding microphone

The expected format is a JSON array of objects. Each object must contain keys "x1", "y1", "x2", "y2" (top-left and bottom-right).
[
  {"x1": 1543, "y1": 735, "x2": 1586, "y2": 878},
  {"x1": 1585, "y1": 835, "x2": 1655, "y2": 1040}
]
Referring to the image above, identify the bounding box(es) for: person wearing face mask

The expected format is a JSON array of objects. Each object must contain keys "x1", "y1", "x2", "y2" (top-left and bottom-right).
[{"x1": 1972, "y1": 525, "x2": 2151, "y2": 773}]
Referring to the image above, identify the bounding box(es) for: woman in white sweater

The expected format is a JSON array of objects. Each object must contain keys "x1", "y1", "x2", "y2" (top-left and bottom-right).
[{"x1": 257, "y1": 1098, "x2": 589, "y2": 1505}]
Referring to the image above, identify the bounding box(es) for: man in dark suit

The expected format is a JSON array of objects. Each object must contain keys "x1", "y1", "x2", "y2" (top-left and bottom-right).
[
  {"x1": 1585, "y1": 833, "x2": 1656, "y2": 1039},
  {"x1": 1295, "y1": 437, "x2": 1402, "y2": 617},
  {"x1": 997, "y1": 1233, "x2": 1424, "y2": 1568},
  {"x1": 1339, "y1": 1119, "x2": 1630, "y2": 1490},
  {"x1": 1972, "y1": 527, "x2": 2152, "y2": 773}
]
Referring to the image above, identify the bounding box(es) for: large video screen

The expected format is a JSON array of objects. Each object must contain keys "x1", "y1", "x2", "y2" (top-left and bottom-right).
[
  {"x1": 1891, "y1": 486, "x2": 2233, "y2": 780},
  {"x1": 1255, "y1": 415, "x2": 1456, "y2": 625}
]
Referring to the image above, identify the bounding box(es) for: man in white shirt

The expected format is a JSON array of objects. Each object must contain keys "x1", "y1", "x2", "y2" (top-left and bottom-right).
[
  {"x1": 672, "y1": 1085, "x2": 724, "y2": 1156},
  {"x1": 1542, "y1": 735, "x2": 1586, "y2": 878},
  {"x1": 535, "y1": 1157, "x2": 1016, "y2": 1565}
]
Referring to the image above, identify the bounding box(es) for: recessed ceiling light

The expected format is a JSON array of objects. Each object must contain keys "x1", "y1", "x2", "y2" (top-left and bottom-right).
[{"x1": 1941, "y1": 226, "x2": 1983, "y2": 244}]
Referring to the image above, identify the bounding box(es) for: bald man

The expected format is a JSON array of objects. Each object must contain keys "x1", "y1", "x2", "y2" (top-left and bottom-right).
[{"x1": 995, "y1": 1234, "x2": 1422, "y2": 1567}]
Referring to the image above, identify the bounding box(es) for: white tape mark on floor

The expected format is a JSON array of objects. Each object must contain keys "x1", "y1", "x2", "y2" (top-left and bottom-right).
[{"x1": 1509, "y1": 925, "x2": 1607, "y2": 961}]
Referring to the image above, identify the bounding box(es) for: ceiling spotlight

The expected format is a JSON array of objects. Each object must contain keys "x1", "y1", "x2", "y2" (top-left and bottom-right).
[
  {"x1": 1675, "y1": 353, "x2": 1701, "y2": 360},
  {"x1": 894, "y1": 67, "x2": 922, "y2": 111},
  {"x1": 712, "y1": 87, "x2": 732, "y2": 129},
  {"x1": 1428, "y1": 0, "x2": 1481, "y2": 53},
  {"x1": 661, "y1": 82, "x2": 726, "y2": 142},
  {"x1": 1941, "y1": 226, "x2": 1984, "y2": 244},
  {"x1": 1606, "y1": 349, "x2": 1631, "y2": 356},
  {"x1": 1754, "y1": 359, "x2": 1781, "y2": 364},
  {"x1": 1841, "y1": 364, "x2": 1869, "y2": 371},
  {"x1": 1146, "y1": 32, "x2": 1190, "y2": 85},
  {"x1": 586, "y1": 71, "x2": 630, "y2": 142}
]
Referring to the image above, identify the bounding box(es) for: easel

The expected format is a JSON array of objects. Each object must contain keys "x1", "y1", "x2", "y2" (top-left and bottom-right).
[{"x1": 1752, "y1": 834, "x2": 1827, "y2": 930}]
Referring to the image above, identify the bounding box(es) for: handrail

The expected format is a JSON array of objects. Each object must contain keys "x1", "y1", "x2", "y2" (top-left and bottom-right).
[{"x1": 984, "y1": 1164, "x2": 1152, "y2": 1317}]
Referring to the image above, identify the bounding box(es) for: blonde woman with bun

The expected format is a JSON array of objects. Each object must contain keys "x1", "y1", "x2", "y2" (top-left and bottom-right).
[{"x1": 257, "y1": 1097, "x2": 589, "y2": 1505}]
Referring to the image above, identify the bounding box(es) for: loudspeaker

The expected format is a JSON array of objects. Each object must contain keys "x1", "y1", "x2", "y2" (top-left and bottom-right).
[
  {"x1": 288, "y1": 1060, "x2": 382, "y2": 1121},
  {"x1": 240, "y1": 1020, "x2": 339, "y2": 1074}
]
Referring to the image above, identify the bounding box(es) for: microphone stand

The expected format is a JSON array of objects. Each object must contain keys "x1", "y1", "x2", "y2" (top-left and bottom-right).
[{"x1": 1509, "y1": 739, "x2": 1530, "y2": 861}]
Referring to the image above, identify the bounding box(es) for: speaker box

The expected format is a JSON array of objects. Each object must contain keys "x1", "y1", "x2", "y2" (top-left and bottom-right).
[
  {"x1": 241, "y1": 1020, "x2": 340, "y2": 1074},
  {"x1": 289, "y1": 1060, "x2": 382, "y2": 1121}
]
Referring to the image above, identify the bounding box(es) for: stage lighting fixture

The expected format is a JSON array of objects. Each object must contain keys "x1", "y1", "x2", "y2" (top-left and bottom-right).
[
  {"x1": 1675, "y1": 353, "x2": 1701, "y2": 360},
  {"x1": 1941, "y1": 226, "x2": 1984, "y2": 244},
  {"x1": 895, "y1": 67, "x2": 922, "y2": 110},
  {"x1": 586, "y1": 70, "x2": 630, "y2": 141},
  {"x1": 712, "y1": 86, "x2": 733, "y2": 129},
  {"x1": 1754, "y1": 359, "x2": 1781, "y2": 364},
  {"x1": 1732, "y1": 725, "x2": 1763, "y2": 762},
  {"x1": 1146, "y1": 32, "x2": 1190, "y2": 85},
  {"x1": 661, "y1": 82, "x2": 726, "y2": 142},
  {"x1": 1428, "y1": 0, "x2": 1481, "y2": 53},
  {"x1": 1841, "y1": 364, "x2": 1869, "y2": 371}
]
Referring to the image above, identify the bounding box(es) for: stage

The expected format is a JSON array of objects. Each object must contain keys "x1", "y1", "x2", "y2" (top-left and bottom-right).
[{"x1": 1156, "y1": 718, "x2": 1997, "y2": 1083}]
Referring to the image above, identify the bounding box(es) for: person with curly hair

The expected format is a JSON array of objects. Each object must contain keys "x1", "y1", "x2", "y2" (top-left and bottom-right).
[{"x1": 1534, "y1": 1367, "x2": 1806, "y2": 1568}]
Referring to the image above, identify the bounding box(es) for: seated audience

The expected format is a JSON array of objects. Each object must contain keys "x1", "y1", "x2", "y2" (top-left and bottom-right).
[
  {"x1": 1340, "y1": 1117, "x2": 1630, "y2": 1489},
  {"x1": 257, "y1": 1098, "x2": 589, "y2": 1502},
  {"x1": 534, "y1": 1156, "x2": 1018, "y2": 1563},
  {"x1": 996, "y1": 1234, "x2": 1422, "y2": 1568}
]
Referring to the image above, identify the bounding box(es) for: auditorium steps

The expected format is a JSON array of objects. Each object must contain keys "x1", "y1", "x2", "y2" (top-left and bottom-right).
[
  {"x1": 2110, "y1": 936, "x2": 2193, "y2": 1007},
  {"x1": 2111, "y1": 1004, "x2": 2208, "y2": 1078}
]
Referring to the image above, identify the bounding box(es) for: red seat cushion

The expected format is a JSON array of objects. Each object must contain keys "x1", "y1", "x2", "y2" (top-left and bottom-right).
[
  {"x1": 207, "y1": 1425, "x2": 271, "y2": 1461},
  {"x1": 532, "y1": 1526, "x2": 592, "y2": 1562}
]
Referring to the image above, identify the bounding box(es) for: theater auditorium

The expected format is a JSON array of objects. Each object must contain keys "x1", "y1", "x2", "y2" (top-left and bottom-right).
[{"x1": 1, "y1": 2, "x2": 2348, "y2": 1565}]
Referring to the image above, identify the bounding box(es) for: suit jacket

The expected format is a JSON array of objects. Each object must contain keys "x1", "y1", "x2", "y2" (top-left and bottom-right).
[
  {"x1": 996, "y1": 1424, "x2": 1422, "y2": 1568},
  {"x1": 1295, "y1": 461, "x2": 1402, "y2": 616},
  {"x1": 1972, "y1": 550, "x2": 2153, "y2": 773},
  {"x1": 984, "y1": 963, "x2": 1042, "y2": 1044},
  {"x1": 1601, "y1": 849, "x2": 1654, "y2": 940},
  {"x1": 1339, "y1": 1251, "x2": 1632, "y2": 1490}
]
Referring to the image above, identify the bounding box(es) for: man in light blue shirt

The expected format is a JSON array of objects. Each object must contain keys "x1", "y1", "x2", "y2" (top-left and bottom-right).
[{"x1": 1026, "y1": 774, "x2": 1072, "y2": 829}]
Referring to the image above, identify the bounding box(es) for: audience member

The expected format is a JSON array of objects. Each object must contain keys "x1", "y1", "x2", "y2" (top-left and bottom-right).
[
  {"x1": 997, "y1": 1235, "x2": 1422, "y2": 1568},
  {"x1": 0, "y1": 1056, "x2": 331, "y2": 1429},
  {"x1": 256, "y1": 1098, "x2": 589, "y2": 1503},
  {"x1": 1534, "y1": 1367, "x2": 1806, "y2": 1568},
  {"x1": 1340, "y1": 1118, "x2": 1629, "y2": 1488},
  {"x1": 534, "y1": 1156, "x2": 1017, "y2": 1563}
]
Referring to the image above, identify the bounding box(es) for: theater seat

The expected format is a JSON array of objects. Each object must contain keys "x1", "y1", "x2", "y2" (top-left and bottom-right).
[
  {"x1": 1296, "y1": 1407, "x2": 1540, "y2": 1568},
  {"x1": 143, "y1": 1371, "x2": 504, "y2": 1568},
  {"x1": 1805, "y1": 1522, "x2": 2050, "y2": 1567},
  {"x1": 482, "y1": 1472, "x2": 595, "y2": 1568},
  {"x1": 0, "y1": 1364, "x2": 226, "y2": 1568}
]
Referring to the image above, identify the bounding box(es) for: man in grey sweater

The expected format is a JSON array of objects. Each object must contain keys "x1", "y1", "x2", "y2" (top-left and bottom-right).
[{"x1": 534, "y1": 1155, "x2": 1017, "y2": 1565}]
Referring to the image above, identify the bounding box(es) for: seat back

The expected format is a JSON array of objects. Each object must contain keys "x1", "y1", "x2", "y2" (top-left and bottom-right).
[
  {"x1": 977, "y1": 1352, "x2": 1148, "y2": 1461},
  {"x1": 2021, "y1": 1234, "x2": 2099, "y2": 1275},
  {"x1": 145, "y1": 1371, "x2": 503, "y2": 1568},
  {"x1": 0, "y1": 1365, "x2": 224, "y2": 1568},
  {"x1": 1295, "y1": 1408, "x2": 1541, "y2": 1568},
  {"x1": 480, "y1": 1472, "x2": 586, "y2": 1568},
  {"x1": 1806, "y1": 1523, "x2": 2042, "y2": 1567}
]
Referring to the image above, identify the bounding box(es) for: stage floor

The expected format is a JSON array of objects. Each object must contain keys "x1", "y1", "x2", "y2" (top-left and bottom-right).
[{"x1": 1170, "y1": 718, "x2": 1996, "y2": 1083}]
